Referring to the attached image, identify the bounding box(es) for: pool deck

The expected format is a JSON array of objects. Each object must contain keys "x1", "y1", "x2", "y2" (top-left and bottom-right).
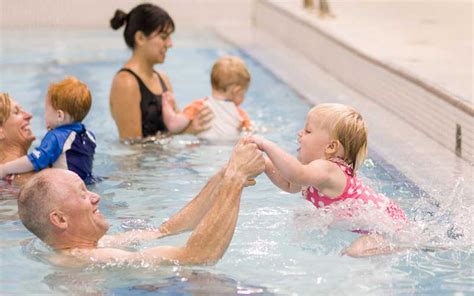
[
  {"x1": 301, "y1": 0, "x2": 473, "y2": 105},
  {"x1": 215, "y1": 0, "x2": 473, "y2": 207}
]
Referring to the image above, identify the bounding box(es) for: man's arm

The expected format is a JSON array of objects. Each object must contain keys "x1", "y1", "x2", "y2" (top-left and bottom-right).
[
  {"x1": 90, "y1": 141, "x2": 264, "y2": 266},
  {"x1": 165, "y1": 142, "x2": 264, "y2": 264},
  {"x1": 158, "y1": 167, "x2": 226, "y2": 236},
  {"x1": 91, "y1": 168, "x2": 246, "y2": 265},
  {"x1": 100, "y1": 168, "x2": 227, "y2": 247}
]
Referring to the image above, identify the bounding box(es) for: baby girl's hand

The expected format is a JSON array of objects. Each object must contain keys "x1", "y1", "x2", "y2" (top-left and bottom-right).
[
  {"x1": 244, "y1": 135, "x2": 266, "y2": 150},
  {"x1": 0, "y1": 165, "x2": 7, "y2": 179}
]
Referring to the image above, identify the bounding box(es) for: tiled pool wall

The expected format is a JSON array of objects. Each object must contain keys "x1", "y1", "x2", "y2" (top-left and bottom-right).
[
  {"x1": 253, "y1": 0, "x2": 473, "y2": 163},
  {"x1": 2, "y1": 0, "x2": 472, "y2": 163}
]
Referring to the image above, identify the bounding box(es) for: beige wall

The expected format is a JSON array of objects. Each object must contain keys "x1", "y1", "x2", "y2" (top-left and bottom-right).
[
  {"x1": 0, "y1": 0, "x2": 253, "y2": 29},
  {"x1": 254, "y1": 0, "x2": 473, "y2": 163}
]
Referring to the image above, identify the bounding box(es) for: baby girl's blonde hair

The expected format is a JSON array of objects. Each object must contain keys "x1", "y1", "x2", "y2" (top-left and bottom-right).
[
  {"x1": 211, "y1": 56, "x2": 251, "y2": 92},
  {"x1": 0, "y1": 93, "x2": 12, "y2": 126},
  {"x1": 310, "y1": 103, "x2": 368, "y2": 171}
]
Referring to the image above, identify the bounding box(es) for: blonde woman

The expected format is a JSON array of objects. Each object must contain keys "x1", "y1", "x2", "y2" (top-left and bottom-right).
[{"x1": 0, "y1": 93, "x2": 36, "y2": 184}]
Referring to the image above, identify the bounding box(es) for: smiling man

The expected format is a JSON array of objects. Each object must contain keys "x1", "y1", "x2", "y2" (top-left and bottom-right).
[{"x1": 17, "y1": 140, "x2": 265, "y2": 267}]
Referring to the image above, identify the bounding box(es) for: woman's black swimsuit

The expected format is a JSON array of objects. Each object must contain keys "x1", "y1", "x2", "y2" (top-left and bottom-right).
[{"x1": 119, "y1": 68, "x2": 168, "y2": 137}]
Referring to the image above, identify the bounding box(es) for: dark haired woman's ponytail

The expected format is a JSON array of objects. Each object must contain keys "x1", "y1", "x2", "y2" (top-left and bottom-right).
[
  {"x1": 111, "y1": 4, "x2": 175, "y2": 49},
  {"x1": 110, "y1": 9, "x2": 128, "y2": 30}
]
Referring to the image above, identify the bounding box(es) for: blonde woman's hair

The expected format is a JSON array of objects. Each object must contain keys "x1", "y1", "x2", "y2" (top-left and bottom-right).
[
  {"x1": 310, "y1": 103, "x2": 368, "y2": 172},
  {"x1": 211, "y1": 56, "x2": 251, "y2": 92},
  {"x1": 0, "y1": 93, "x2": 12, "y2": 126}
]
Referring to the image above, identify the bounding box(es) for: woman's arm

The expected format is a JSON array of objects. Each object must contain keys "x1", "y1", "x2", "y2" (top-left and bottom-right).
[
  {"x1": 158, "y1": 71, "x2": 214, "y2": 135},
  {"x1": 0, "y1": 156, "x2": 34, "y2": 179},
  {"x1": 109, "y1": 72, "x2": 143, "y2": 140},
  {"x1": 162, "y1": 92, "x2": 191, "y2": 133}
]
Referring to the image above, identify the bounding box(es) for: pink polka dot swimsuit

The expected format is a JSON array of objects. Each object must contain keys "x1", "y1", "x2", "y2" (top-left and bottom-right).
[{"x1": 302, "y1": 158, "x2": 407, "y2": 224}]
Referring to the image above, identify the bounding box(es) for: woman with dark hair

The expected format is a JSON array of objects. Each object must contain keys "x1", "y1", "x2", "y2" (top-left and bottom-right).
[{"x1": 109, "y1": 3, "x2": 213, "y2": 141}]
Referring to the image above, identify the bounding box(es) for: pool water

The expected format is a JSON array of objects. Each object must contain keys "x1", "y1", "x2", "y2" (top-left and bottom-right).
[{"x1": 0, "y1": 29, "x2": 472, "y2": 295}]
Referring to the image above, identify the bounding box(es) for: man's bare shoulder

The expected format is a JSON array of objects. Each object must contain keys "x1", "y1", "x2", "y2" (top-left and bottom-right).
[
  {"x1": 48, "y1": 247, "x2": 134, "y2": 268},
  {"x1": 99, "y1": 229, "x2": 164, "y2": 248}
]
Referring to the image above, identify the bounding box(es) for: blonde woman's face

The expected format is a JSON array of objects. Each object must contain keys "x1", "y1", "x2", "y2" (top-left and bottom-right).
[
  {"x1": 1, "y1": 100, "x2": 35, "y2": 147},
  {"x1": 296, "y1": 111, "x2": 332, "y2": 164}
]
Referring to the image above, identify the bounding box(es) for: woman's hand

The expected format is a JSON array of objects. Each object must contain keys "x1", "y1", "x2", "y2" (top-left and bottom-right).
[{"x1": 184, "y1": 105, "x2": 213, "y2": 134}]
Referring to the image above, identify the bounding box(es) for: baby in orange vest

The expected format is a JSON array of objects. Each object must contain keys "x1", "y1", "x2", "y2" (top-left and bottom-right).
[{"x1": 162, "y1": 56, "x2": 251, "y2": 142}]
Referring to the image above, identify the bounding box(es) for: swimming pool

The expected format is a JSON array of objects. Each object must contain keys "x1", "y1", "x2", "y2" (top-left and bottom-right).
[{"x1": 1, "y1": 29, "x2": 472, "y2": 295}]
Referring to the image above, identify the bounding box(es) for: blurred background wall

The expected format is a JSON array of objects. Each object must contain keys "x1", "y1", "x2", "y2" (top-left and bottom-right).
[{"x1": 0, "y1": 0, "x2": 254, "y2": 29}]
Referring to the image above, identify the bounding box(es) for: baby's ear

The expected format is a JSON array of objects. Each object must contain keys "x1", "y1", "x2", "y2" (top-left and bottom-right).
[
  {"x1": 57, "y1": 110, "x2": 73, "y2": 123},
  {"x1": 326, "y1": 140, "x2": 341, "y2": 156}
]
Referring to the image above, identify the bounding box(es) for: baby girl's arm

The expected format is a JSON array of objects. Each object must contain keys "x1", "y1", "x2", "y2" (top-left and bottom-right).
[
  {"x1": 264, "y1": 158, "x2": 301, "y2": 193},
  {"x1": 0, "y1": 156, "x2": 34, "y2": 179},
  {"x1": 162, "y1": 92, "x2": 191, "y2": 133},
  {"x1": 249, "y1": 135, "x2": 332, "y2": 189}
]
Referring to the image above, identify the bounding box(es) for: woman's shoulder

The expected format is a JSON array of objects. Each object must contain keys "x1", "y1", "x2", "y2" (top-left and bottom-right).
[
  {"x1": 110, "y1": 70, "x2": 141, "y2": 101},
  {"x1": 113, "y1": 69, "x2": 140, "y2": 87}
]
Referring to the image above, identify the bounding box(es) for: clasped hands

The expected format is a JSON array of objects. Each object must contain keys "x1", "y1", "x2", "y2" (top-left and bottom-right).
[{"x1": 225, "y1": 136, "x2": 268, "y2": 187}]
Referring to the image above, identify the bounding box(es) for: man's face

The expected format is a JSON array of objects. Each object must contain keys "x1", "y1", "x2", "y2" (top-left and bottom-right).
[{"x1": 60, "y1": 172, "x2": 109, "y2": 241}]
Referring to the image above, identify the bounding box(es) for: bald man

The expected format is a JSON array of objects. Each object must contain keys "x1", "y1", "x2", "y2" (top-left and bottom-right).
[{"x1": 17, "y1": 140, "x2": 265, "y2": 267}]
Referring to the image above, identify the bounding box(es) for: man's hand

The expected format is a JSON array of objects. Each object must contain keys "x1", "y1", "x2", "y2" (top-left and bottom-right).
[
  {"x1": 244, "y1": 178, "x2": 256, "y2": 187},
  {"x1": 226, "y1": 139, "x2": 265, "y2": 183},
  {"x1": 243, "y1": 135, "x2": 267, "y2": 151},
  {"x1": 186, "y1": 105, "x2": 214, "y2": 134}
]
